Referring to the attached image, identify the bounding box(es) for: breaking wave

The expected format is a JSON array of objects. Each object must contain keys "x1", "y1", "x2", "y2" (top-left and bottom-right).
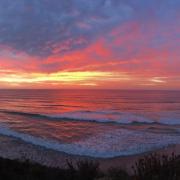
[{"x1": 1, "y1": 110, "x2": 180, "y2": 125}]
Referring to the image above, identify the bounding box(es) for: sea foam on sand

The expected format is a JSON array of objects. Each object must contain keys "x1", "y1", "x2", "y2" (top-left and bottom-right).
[{"x1": 0, "y1": 124, "x2": 179, "y2": 158}]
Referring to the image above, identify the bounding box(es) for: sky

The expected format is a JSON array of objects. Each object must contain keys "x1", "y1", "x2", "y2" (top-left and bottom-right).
[{"x1": 0, "y1": 0, "x2": 179, "y2": 89}]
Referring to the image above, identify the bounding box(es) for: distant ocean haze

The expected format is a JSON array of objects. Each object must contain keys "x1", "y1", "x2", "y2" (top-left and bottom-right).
[{"x1": 0, "y1": 89, "x2": 179, "y2": 157}]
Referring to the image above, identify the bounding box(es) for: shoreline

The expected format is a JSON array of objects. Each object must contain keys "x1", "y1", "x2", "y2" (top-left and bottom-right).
[{"x1": 0, "y1": 135, "x2": 179, "y2": 173}]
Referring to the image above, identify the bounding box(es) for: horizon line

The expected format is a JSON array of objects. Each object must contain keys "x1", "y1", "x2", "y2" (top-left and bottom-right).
[{"x1": 0, "y1": 88, "x2": 180, "y2": 91}]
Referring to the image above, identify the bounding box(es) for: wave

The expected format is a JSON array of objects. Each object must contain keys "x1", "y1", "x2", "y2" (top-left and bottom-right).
[
  {"x1": 0, "y1": 124, "x2": 179, "y2": 158},
  {"x1": 0, "y1": 109, "x2": 180, "y2": 125},
  {"x1": 0, "y1": 110, "x2": 50, "y2": 119}
]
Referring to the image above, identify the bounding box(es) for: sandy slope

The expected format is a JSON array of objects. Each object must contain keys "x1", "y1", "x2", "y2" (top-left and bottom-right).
[{"x1": 0, "y1": 135, "x2": 179, "y2": 174}]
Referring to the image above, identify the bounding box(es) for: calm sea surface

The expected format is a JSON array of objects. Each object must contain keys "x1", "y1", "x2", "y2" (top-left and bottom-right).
[{"x1": 0, "y1": 89, "x2": 179, "y2": 157}]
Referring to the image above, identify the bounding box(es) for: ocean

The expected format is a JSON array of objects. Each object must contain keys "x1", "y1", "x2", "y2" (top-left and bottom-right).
[{"x1": 0, "y1": 89, "x2": 179, "y2": 158}]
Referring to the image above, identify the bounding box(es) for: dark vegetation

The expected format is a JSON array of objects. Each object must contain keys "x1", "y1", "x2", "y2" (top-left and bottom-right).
[{"x1": 0, "y1": 153, "x2": 179, "y2": 180}]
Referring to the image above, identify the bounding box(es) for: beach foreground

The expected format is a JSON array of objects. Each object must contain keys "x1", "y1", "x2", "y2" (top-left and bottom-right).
[{"x1": 0, "y1": 135, "x2": 179, "y2": 174}]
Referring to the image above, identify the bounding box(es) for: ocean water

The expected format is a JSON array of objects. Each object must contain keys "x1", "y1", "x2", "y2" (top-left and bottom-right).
[{"x1": 0, "y1": 89, "x2": 179, "y2": 158}]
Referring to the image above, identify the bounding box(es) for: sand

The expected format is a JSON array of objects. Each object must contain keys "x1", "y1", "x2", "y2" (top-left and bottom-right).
[{"x1": 0, "y1": 135, "x2": 179, "y2": 174}]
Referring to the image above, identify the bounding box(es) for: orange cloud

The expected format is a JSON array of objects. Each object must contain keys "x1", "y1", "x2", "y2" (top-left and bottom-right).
[{"x1": 0, "y1": 19, "x2": 179, "y2": 90}]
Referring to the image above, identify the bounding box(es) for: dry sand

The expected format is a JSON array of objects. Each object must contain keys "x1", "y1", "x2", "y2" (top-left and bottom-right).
[{"x1": 0, "y1": 135, "x2": 179, "y2": 173}]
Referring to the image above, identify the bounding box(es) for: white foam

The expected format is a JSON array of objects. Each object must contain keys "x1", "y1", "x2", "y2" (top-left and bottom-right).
[
  {"x1": 0, "y1": 124, "x2": 179, "y2": 158},
  {"x1": 3, "y1": 109, "x2": 180, "y2": 125},
  {"x1": 46, "y1": 110, "x2": 180, "y2": 125},
  {"x1": 48, "y1": 111, "x2": 154, "y2": 124},
  {"x1": 158, "y1": 112, "x2": 180, "y2": 125}
]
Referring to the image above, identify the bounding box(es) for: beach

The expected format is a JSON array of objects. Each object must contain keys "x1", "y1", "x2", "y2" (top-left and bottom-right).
[
  {"x1": 0, "y1": 134, "x2": 179, "y2": 174},
  {"x1": 0, "y1": 89, "x2": 179, "y2": 175}
]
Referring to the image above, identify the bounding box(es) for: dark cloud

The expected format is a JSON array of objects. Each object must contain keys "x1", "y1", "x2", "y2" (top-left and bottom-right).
[
  {"x1": 0, "y1": 0, "x2": 132, "y2": 57},
  {"x1": 0, "y1": 0, "x2": 179, "y2": 58}
]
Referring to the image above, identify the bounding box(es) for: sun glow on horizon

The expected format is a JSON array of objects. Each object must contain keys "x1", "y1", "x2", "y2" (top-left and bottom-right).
[{"x1": 0, "y1": 70, "x2": 131, "y2": 87}]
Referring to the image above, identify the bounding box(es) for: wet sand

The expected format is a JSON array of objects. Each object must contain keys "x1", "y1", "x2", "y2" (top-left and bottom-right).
[{"x1": 0, "y1": 135, "x2": 179, "y2": 174}]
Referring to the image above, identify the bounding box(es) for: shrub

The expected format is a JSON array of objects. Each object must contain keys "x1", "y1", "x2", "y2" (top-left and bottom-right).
[
  {"x1": 132, "y1": 153, "x2": 180, "y2": 180},
  {"x1": 66, "y1": 159, "x2": 100, "y2": 180},
  {"x1": 106, "y1": 167, "x2": 131, "y2": 180},
  {"x1": 0, "y1": 153, "x2": 179, "y2": 180}
]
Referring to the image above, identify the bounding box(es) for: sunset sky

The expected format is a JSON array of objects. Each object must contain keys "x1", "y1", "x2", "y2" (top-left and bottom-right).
[{"x1": 0, "y1": 0, "x2": 179, "y2": 89}]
